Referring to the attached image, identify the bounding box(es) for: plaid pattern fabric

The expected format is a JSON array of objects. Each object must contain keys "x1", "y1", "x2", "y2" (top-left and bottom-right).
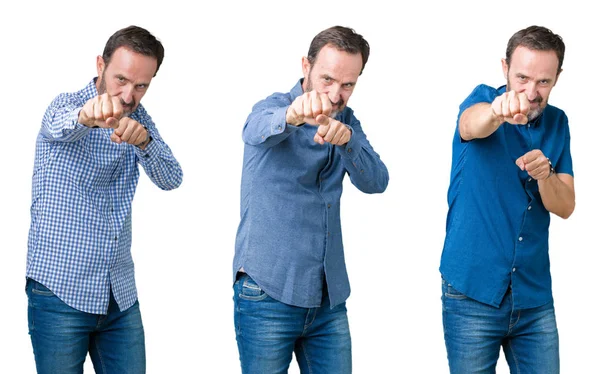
[{"x1": 26, "y1": 79, "x2": 182, "y2": 314}]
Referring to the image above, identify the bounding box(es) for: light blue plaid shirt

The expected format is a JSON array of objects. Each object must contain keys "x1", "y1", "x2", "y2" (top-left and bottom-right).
[{"x1": 26, "y1": 79, "x2": 182, "y2": 314}]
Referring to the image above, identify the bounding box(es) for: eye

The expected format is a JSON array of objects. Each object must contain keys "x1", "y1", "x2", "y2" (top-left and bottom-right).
[
  {"x1": 116, "y1": 76, "x2": 126, "y2": 84},
  {"x1": 517, "y1": 75, "x2": 527, "y2": 82},
  {"x1": 323, "y1": 76, "x2": 332, "y2": 83},
  {"x1": 343, "y1": 83, "x2": 354, "y2": 89},
  {"x1": 136, "y1": 84, "x2": 148, "y2": 90}
]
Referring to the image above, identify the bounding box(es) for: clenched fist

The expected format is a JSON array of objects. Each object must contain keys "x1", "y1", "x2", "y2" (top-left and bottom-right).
[
  {"x1": 286, "y1": 91, "x2": 332, "y2": 126},
  {"x1": 314, "y1": 114, "x2": 351, "y2": 146},
  {"x1": 491, "y1": 90, "x2": 530, "y2": 125},
  {"x1": 516, "y1": 149, "x2": 552, "y2": 180},
  {"x1": 110, "y1": 117, "x2": 150, "y2": 148},
  {"x1": 78, "y1": 93, "x2": 124, "y2": 128}
]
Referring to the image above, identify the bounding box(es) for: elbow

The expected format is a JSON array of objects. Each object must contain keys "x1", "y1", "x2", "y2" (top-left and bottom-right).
[
  {"x1": 160, "y1": 170, "x2": 183, "y2": 191},
  {"x1": 458, "y1": 122, "x2": 474, "y2": 142},
  {"x1": 362, "y1": 172, "x2": 389, "y2": 194},
  {"x1": 375, "y1": 174, "x2": 389, "y2": 193},
  {"x1": 558, "y1": 201, "x2": 575, "y2": 220}
]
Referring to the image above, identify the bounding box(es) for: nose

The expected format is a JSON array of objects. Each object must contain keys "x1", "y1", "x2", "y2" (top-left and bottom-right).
[
  {"x1": 121, "y1": 85, "x2": 134, "y2": 105},
  {"x1": 328, "y1": 84, "x2": 342, "y2": 105},
  {"x1": 523, "y1": 82, "x2": 538, "y2": 101}
]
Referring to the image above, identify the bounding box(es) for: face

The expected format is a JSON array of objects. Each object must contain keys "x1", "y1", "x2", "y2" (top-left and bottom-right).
[
  {"x1": 96, "y1": 46, "x2": 158, "y2": 116},
  {"x1": 503, "y1": 45, "x2": 561, "y2": 121},
  {"x1": 302, "y1": 44, "x2": 363, "y2": 117}
]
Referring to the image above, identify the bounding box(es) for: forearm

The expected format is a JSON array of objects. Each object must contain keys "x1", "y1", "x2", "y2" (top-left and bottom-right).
[
  {"x1": 538, "y1": 173, "x2": 575, "y2": 219},
  {"x1": 339, "y1": 127, "x2": 388, "y2": 193},
  {"x1": 40, "y1": 98, "x2": 90, "y2": 142},
  {"x1": 242, "y1": 106, "x2": 300, "y2": 147},
  {"x1": 459, "y1": 103, "x2": 503, "y2": 141}
]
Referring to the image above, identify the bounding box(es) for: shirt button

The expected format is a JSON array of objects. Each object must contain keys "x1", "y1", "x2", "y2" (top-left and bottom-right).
[
  {"x1": 114, "y1": 236, "x2": 118, "y2": 241},
  {"x1": 360, "y1": 169, "x2": 364, "y2": 174},
  {"x1": 527, "y1": 206, "x2": 532, "y2": 211},
  {"x1": 527, "y1": 124, "x2": 530, "y2": 128},
  {"x1": 518, "y1": 237, "x2": 523, "y2": 241},
  {"x1": 528, "y1": 178, "x2": 532, "y2": 182},
  {"x1": 347, "y1": 148, "x2": 352, "y2": 153},
  {"x1": 327, "y1": 204, "x2": 331, "y2": 208},
  {"x1": 277, "y1": 125, "x2": 282, "y2": 130},
  {"x1": 512, "y1": 267, "x2": 516, "y2": 272},
  {"x1": 328, "y1": 232, "x2": 331, "y2": 236}
]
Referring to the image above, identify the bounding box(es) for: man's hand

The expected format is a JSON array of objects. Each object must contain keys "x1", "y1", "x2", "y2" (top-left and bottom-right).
[
  {"x1": 516, "y1": 149, "x2": 552, "y2": 180},
  {"x1": 491, "y1": 91, "x2": 530, "y2": 125},
  {"x1": 286, "y1": 91, "x2": 332, "y2": 126},
  {"x1": 111, "y1": 117, "x2": 149, "y2": 147},
  {"x1": 78, "y1": 93, "x2": 123, "y2": 128},
  {"x1": 314, "y1": 114, "x2": 351, "y2": 146}
]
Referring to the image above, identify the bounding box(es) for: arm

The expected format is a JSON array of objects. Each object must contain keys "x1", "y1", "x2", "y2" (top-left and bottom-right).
[
  {"x1": 337, "y1": 113, "x2": 388, "y2": 194},
  {"x1": 134, "y1": 112, "x2": 183, "y2": 191},
  {"x1": 538, "y1": 173, "x2": 575, "y2": 219},
  {"x1": 516, "y1": 149, "x2": 575, "y2": 219},
  {"x1": 242, "y1": 94, "x2": 301, "y2": 148},
  {"x1": 458, "y1": 103, "x2": 503, "y2": 141},
  {"x1": 459, "y1": 91, "x2": 529, "y2": 141},
  {"x1": 39, "y1": 94, "x2": 91, "y2": 142}
]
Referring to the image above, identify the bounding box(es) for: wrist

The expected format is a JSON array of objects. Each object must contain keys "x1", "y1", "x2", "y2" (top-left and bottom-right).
[
  {"x1": 546, "y1": 158, "x2": 556, "y2": 179},
  {"x1": 489, "y1": 105, "x2": 503, "y2": 128},
  {"x1": 137, "y1": 131, "x2": 151, "y2": 149}
]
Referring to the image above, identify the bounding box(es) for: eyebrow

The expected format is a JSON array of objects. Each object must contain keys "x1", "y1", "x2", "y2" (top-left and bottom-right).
[
  {"x1": 320, "y1": 74, "x2": 356, "y2": 86},
  {"x1": 516, "y1": 73, "x2": 554, "y2": 83},
  {"x1": 116, "y1": 74, "x2": 151, "y2": 87}
]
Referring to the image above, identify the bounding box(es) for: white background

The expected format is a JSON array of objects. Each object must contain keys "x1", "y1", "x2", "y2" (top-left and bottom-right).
[{"x1": 1, "y1": 0, "x2": 597, "y2": 373}]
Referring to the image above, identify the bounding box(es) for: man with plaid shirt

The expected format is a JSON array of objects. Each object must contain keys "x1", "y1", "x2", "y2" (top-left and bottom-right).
[{"x1": 26, "y1": 25, "x2": 182, "y2": 373}]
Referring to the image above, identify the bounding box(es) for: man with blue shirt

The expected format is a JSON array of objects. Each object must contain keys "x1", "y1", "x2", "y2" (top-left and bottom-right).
[
  {"x1": 26, "y1": 26, "x2": 182, "y2": 373},
  {"x1": 440, "y1": 26, "x2": 575, "y2": 374},
  {"x1": 233, "y1": 26, "x2": 388, "y2": 373}
]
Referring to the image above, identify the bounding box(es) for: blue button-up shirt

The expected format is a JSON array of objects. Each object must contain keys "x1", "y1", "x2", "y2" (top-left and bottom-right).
[
  {"x1": 26, "y1": 79, "x2": 182, "y2": 314},
  {"x1": 233, "y1": 80, "x2": 388, "y2": 308},
  {"x1": 440, "y1": 84, "x2": 573, "y2": 309}
]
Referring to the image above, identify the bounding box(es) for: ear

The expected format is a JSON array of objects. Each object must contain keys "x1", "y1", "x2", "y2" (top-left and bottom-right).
[
  {"x1": 554, "y1": 68, "x2": 563, "y2": 86},
  {"x1": 302, "y1": 56, "x2": 311, "y2": 80},
  {"x1": 501, "y1": 58, "x2": 509, "y2": 80},
  {"x1": 96, "y1": 55, "x2": 105, "y2": 77}
]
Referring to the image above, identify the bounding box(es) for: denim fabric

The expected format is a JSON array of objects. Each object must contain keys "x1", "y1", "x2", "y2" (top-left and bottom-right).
[
  {"x1": 442, "y1": 278, "x2": 559, "y2": 374},
  {"x1": 27, "y1": 278, "x2": 145, "y2": 374},
  {"x1": 233, "y1": 79, "x2": 388, "y2": 309},
  {"x1": 234, "y1": 273, "x2": 351, "y2": 374}
]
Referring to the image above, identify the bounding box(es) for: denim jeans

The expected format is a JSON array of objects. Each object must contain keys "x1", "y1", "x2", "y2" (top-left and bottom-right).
[
  {"x1": 26, "y1": 278, "x2": 146, "y2": 374},
  {"x1": 233, "y1": 273, "x2": 352, "y2": 374},
  {"x1": 441, "y1": 278, "x2": 559, "y2": 373}
]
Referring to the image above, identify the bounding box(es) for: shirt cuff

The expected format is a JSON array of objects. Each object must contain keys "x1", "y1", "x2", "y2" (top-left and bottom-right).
[
  {"x1": 339, "y1": 125, "x2": 358, "y2": 160},
  {"x1": 134, "y1": 136, "x2": 159, "y2": 160},
  {"x1": 71, "y1": 107, "x2": 87, "y2": 130},
  {"x1": 271, "y1": 106, "x2": 301, "y2": 135}
]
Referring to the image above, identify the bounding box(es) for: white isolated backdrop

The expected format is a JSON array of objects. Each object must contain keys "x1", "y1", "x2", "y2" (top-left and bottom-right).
[{"x1": 0, "y1": 0, "x2": 597, "y2": 373}]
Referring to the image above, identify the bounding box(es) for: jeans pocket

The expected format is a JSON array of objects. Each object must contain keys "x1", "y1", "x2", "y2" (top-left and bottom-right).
[
  {"x1": 238, "y1": 276, "x2": 269, "y2": 301},
  {"x1": 444, "y1": 283, "x2": 468, "y2": 300},
  {"x1": 29, "y1": 279, "x2": 55, "y2": 297}
]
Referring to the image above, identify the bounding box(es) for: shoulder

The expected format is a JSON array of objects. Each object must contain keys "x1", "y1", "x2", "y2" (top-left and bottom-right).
[{"x1": 459, "y1": 84, "x2": 503, "y2": 113}]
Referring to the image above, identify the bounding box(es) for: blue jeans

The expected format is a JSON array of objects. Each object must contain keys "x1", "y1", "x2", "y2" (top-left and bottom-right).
[
  {"x1": 26, "y1": 278, "x2": 146, "y2": 374},
  {"x1": 441, "y1": 278, "x2": 559, "y2": 373},
  {"x1": 233, "y1": 273, "x2": 352, "y2": 374}
]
